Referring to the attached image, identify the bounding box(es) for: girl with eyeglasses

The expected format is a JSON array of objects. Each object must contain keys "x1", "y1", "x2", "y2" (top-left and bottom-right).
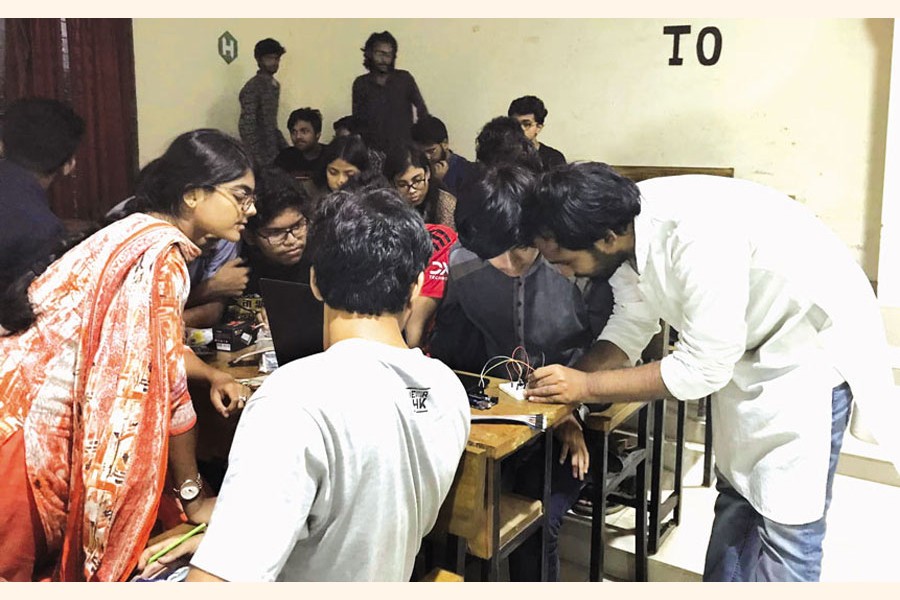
[
  {"x1": 0, "y1": 129, "x2": 255, "y2": 581},
  {"x1": 382, "y1": 142, "x2": 457, "y2": 228}
]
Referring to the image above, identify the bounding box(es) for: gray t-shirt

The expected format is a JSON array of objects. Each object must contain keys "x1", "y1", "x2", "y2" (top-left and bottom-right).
[{"x1": 190, "y1": 338, "x2": 470, "y2": 581}]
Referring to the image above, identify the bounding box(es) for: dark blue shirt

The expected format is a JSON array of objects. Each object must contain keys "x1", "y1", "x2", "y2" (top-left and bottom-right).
[
  {"x1": 537, "y1": 143, "x2": 566, "y2": 171},
  {"x1": 441, "y1": 152, "x2": 474, "y2": 198},
  {"x1": 0, "y1": 159, "x2": 64, "y2": 287}
]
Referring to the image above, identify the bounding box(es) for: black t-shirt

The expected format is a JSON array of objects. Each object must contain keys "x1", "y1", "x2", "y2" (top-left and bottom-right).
[
  {"x1": 537, "y1": 143, "x2": 566, "y2": 171},
  {"x1": 243, "y1": 245, "x2": 311, "y2": 296},
  {"x1": 273, "y1": 145, "x2": 329, "y2": 180}
]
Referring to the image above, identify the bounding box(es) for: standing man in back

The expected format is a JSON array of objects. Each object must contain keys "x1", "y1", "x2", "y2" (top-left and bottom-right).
[
  {"x1": 239, "y1": 38, "x2": 288, "y2": 166},
  {"x1": 352, "y1": 31, "x2": 428, "y2": 153}
]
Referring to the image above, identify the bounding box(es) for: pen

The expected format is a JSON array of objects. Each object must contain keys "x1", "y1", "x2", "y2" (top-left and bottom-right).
[{"x1": 147, "y1": 522, "x2": 207, "y2": 565}]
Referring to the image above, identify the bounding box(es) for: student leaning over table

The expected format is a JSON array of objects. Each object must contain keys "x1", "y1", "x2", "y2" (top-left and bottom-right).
[
  {"x1": 520, "y1": 163, "x2": 900, "y2": 582},
  {"x1": 0, "y1": 129, "x2": 255, "y2": 581},
  {"x1": 139, "y1": 186, "x2": 471, "y2": 582}
]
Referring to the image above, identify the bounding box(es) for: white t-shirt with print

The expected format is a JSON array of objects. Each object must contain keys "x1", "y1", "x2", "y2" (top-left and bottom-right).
[{"x1": 190, "y1": 338, "x2": 470, "y2": 581}]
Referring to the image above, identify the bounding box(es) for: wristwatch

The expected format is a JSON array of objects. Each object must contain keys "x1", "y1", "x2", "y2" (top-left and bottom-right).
[
  {"x1": 173, "y1": 475, "x2": 203, "y2": 502},
  {"x1": 573, "y1": 403, "x2": 590, "y2": 428}
]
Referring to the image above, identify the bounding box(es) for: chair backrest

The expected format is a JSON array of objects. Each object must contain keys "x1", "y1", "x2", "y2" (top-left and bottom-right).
[{"x1": 610, "y1": 165, "x2": 734, "y2": 183}]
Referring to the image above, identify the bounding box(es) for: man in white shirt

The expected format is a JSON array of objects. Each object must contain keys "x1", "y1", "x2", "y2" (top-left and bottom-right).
[
  {"x1": 163, "y1": 188, "x2": 470, "y2": 581},
  {"x1": 520, "y1": 162, "x2": 899, "y2": 581}
]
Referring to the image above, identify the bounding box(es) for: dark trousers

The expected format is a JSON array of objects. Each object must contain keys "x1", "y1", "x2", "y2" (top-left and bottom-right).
[{"x1": 505, "y1": 430, "x2": 596, "y2": 581}]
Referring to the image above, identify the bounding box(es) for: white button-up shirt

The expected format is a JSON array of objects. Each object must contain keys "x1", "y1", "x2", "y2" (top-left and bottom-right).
[{"x1": 599, "y1": 175, "x2": 899, "y2": 524}]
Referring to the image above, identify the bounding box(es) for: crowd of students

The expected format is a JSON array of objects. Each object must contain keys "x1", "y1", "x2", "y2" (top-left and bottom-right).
[{"x1": 1, "y1": 28, "x2": 898, "y2": 584}]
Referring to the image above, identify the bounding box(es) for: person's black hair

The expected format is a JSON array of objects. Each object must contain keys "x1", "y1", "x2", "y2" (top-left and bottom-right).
[
  {"x1": 313, "y1": 134, "x2": 372, "y2": 189},
  {"x1": 131, "y1": 128, "x2": 253, "y2": 217},
  {"x1": 287, "y1": 107, "x2": 323, "y2": 136},
  {"x1": 382, "y1": 142, "x2": 445, "y2": 224},
  {"x1": 341, "y1": 168, "x2": 391, "y2": 193},
  {"x1": 521, "y1": 161, "x2": 642, "y2": 250},
  {"x1": 475, "y1": 116, "x2": 542, "y2": 173},
  {"x1": 410, "y1": 115, "x2": 449, "y2": 146},
  {"x1": 332, "y1": 115, "x2": 362, "y2": 135},
  {"x1": 2, "y1": 97, "x2": 85, "y2": 175},
  {"x1": 361, "y1": 31, "x2": 398, "y2": 71},
  {"x1": 254, "y1": 38, "x2": 286, "y2": 59},
  {"x1": 0, "y1": 228, "x2": 97, "y2": 334},
  {"x1": 455, "y1": 164, "x2": 537, "y2": 260},
  {"x1": 508, "y1": 95, "x2": 548, "y2": 125},
  {"x1": 248, "y1": 167, "x2": 310, "y2": 233},
  {"x1": 308, "y1": 187, "x2": 431, "y2": 316}
]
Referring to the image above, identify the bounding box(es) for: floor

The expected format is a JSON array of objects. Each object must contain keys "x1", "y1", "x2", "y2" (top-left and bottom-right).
[{"x1": 556, "y1": 441, "x2": 900, "y2": 582}]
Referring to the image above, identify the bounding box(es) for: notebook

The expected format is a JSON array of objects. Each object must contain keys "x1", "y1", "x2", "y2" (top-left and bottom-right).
[{"x1": 258, "y1": 278, "x2": 324, "y2": 367}]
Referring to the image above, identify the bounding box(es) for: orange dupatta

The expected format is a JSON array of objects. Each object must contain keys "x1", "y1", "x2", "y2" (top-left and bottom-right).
[{"x1": 0, "y1": 214, "x2": 200, "y2": 581}]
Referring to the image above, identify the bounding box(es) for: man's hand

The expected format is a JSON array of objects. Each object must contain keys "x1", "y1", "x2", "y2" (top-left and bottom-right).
[
  {"x1": 526, "y1": 364, "x2": 591, "y2": 404},
  {"x1": 209, "y1": 369, "x2": 250, "y2": 418},
  {"x1": 137, "y1": 526, "x2": 206, "y2": 580},
  {"x1": 431, "y1": 159, "x2": 449, "y2": 182},
  {"x1": 206, "y1": 258, "x2": 250, "y2": 299},
  {"x1": 555, "y1": 413, "x2": 590, "y2": 480}
]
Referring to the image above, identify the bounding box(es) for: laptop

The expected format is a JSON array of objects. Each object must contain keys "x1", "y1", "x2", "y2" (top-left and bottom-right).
[{"x1": 258, "y1": 278, "x2": 324, "y2": 366}]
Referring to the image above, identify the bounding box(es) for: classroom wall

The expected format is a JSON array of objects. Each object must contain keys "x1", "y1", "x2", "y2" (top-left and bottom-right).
[{"x1": 133, "y1": 18, "x2": 893, "y2": 279}]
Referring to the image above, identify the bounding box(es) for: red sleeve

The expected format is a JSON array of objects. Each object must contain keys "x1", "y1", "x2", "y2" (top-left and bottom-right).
[{"x1": 421, "y1": 224, "x2": 457, "y2": 299}]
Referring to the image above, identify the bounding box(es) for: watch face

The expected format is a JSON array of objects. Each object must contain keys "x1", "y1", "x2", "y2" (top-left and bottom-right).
[{"x1": 180, "y1": 482, "x2": 201, "y2": 501}]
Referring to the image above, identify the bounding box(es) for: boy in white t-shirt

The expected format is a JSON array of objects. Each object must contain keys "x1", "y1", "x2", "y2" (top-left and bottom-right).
[{"x1": 139, "y1": 187, "x2": 470, "y2": 582}]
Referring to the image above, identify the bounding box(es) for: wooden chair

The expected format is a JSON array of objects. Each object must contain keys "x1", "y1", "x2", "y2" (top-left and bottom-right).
[{"x1": 420, "y1": 568, "x2": 464, "y2": 582}]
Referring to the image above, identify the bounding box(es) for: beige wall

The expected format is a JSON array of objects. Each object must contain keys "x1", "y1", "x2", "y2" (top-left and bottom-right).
[{"x1": 134, "y1": 18, "x2": 893, "y2": 279}]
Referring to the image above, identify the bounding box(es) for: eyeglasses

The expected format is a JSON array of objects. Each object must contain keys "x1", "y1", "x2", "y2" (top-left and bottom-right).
[
  {"x1": 256, "y1": 218, "x2": 308, "y2": 245},
  {"x1": 395, "y1": 176, "x2": 427, "y2": 193},
  {"x1": 213, "y1": 185, "x2": 256, "y2": 212}
]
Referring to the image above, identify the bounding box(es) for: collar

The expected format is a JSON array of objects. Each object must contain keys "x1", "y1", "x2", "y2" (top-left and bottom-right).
[
  {"x1": 0, "y1": 159, "x2": 47, "y2": 203},
  {"x1": 631, "y1": 196, "x2": 651, "y2": 276}
]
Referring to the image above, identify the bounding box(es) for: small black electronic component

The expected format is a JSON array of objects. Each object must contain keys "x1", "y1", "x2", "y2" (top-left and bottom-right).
[{"x1": 468, "y1": 392, "x2": 498, "y2": 411}]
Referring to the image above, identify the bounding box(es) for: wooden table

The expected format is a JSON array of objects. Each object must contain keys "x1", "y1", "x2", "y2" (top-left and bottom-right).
[
  {"x1": 195, "y1": 352, "x2": 572, "y2": 581},
  {"x1": 432, "y1": 372, "x2": 572, "y2": 581}
]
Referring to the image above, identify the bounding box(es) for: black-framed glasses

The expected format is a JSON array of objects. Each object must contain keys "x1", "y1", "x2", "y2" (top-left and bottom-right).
[
  {"x1": 395, "y1": 176, "x2": 427, "y2": 193},
  {"x1": 256, "y1": 218, "x2": 308, "y2": 245},
  {"x1": 213, "y1": 185, "x2": 256, "y2": 212}
]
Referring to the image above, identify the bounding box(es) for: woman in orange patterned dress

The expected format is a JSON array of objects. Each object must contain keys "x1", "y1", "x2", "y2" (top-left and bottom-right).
[{"x1": 0, "y1": 129, "x2": 256, "y2": 581}]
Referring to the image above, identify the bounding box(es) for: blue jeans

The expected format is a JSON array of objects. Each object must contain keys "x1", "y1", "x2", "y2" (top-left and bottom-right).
[{"x1": 702, "y1": 382, "x2": 853, "y2": 582}]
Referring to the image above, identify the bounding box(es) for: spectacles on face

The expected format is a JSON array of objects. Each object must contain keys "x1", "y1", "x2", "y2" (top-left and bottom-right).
[
  {"x1": 256, "y1": 217, "x2": 308, "y2": 245},
  {"x1": 395, "y1": 175, "x2": 427, "y2": 193},
  {"x1": 213, "y1": 185, "x2": 256, "y2": 212}
]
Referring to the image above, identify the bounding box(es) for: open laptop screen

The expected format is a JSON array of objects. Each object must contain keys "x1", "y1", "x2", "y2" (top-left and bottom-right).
[{"x1": 258, "y1": 278, "x2": 324, "y2": 366}]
